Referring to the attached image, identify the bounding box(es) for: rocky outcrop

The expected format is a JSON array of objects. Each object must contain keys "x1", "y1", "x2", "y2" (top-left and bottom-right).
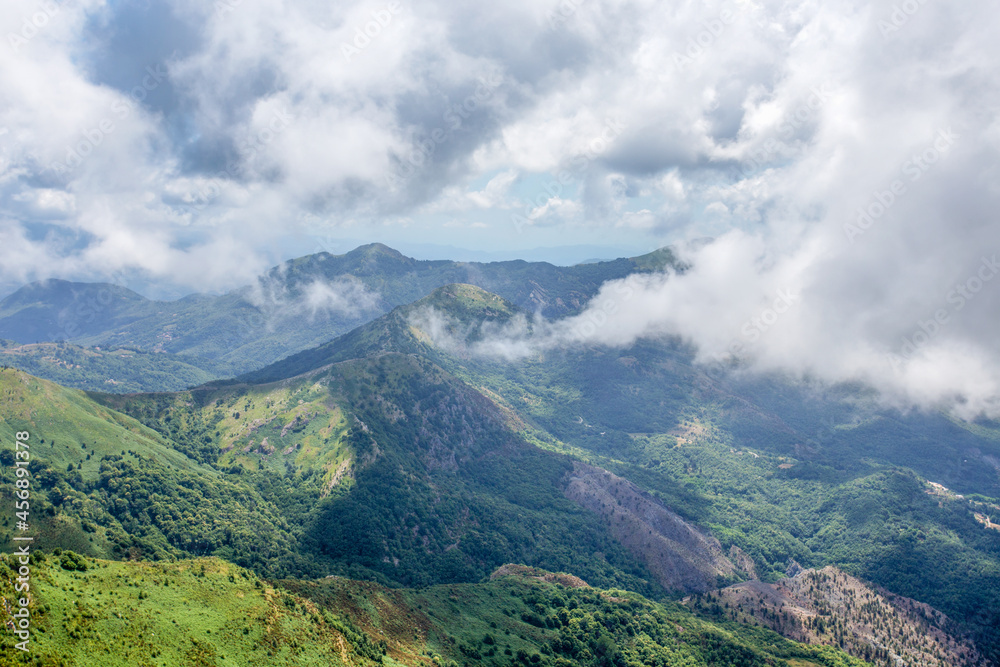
[
  {"x1": 688, "y1": 566, "x2": 986, "y2": 667},
  {"x1": 563, "y1": 462, "x2": 736, "y2": 593}
]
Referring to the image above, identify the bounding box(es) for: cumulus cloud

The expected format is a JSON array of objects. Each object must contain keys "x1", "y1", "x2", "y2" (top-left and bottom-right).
[
  {"x1": 414, "y1": 229, "x2": 1000, "y2": 418},
  {"x1": 1, "y1": 0, "x2": 998, "y2": 415}
]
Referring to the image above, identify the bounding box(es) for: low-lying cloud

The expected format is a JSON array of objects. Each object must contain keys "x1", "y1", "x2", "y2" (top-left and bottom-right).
[
  {"x1": 413, "y1": 232, "x2": 1000, "y2": 419},
  {"x1": 247, "y1": 274, "x2": 381, "y2": 326}
]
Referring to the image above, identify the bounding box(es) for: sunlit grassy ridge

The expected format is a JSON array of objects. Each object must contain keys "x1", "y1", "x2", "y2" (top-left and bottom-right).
[
  {"x1": 0, "y1": 555, "x2": 384, "y2": 667},
  {"x1": 0, "y1": 368, "x2": 301, "y2": 571},
  {"x1": 95, "y1": 375, "x2": 354, "y2": 490},
  {"x1": 0, "y1": 368, "x2": 204, "y2": 479},
  {"x1": 0, "y1": 552, "x2": 868, "y2": 667}
]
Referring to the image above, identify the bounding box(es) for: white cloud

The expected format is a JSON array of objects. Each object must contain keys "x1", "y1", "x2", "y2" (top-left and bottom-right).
[{"x1": 0, "y1": 0, "x2": 999, "y2": 416}]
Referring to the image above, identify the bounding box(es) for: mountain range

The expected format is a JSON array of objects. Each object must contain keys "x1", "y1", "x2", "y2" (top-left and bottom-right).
[
  {"x1": 0, "y1": 243, "x2": 679, "y2": 386},
  {"x1": 1, "y1": 244, "x2": 999, "y2": 666}
]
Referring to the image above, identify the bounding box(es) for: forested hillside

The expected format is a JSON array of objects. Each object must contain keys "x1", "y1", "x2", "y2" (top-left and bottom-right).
[
  {"x1": 235, "y1": 282, "x2": 1000, "y2": 663},
  {"x1": 2, "y1": 274, "x2": 999, "y2": 665},
  {"x1": 0, "y1": 553, "x2": 869, "y2": 667}
]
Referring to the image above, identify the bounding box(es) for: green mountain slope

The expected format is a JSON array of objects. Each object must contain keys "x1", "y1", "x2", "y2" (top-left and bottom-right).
[
  {"x1": 96, "y1": 354, "x2": 671, "y2": 594},
  {"x1": 0, "y1": 555, "x2": 385, "y2": 667},
  {"x1": 235, "y1": 283, "x2": 1000, "y2": 663},
  {"x1": 288, "y1": 563, "x2": 870, "y2": 667},
  {"x1": 0, "y1": 368, "x2": 304, "y2": 573},
  {"x1": 0, "y1": 340, "x2": 238, "y2": 393},
  {"x1": 0, "y1": 553, "x2": 869, "y2": 667}
]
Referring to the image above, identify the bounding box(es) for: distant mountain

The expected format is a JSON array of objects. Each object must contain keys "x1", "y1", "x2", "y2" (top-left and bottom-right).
[
  {"x1": 0, "y1": 243, "x2": 680, "y2": 387},
  {"x1": 0, "y1": 279, "x2": 153, "y2": 342},
  {"x1": 237, "y1": 283, "x2": 526, "y2": 384},
  {"x1": 0, "y1": 339, "x2": 238, "y2": 392}
]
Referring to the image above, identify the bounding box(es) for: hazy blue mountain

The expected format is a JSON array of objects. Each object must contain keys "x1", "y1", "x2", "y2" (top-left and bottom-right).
[{"x1": 0, "y1": 243, "x2": 680, "y2": 387}]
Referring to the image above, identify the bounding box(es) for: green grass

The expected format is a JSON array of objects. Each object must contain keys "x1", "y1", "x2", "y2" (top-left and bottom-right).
[
  {"x1": 0, "y1": 368, "x2": 208, "y2": 479},
  {"x1": 0, "y1": 554, "x2": 382, "y2": 666},
  {"x1": 0, "y1": 553, "x2": 868, "y2": 667}
]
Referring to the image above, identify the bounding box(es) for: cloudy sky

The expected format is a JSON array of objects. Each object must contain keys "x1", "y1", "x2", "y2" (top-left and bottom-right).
[{"x1": 2, "y1": 0, "x2": 999, "y2": 415}]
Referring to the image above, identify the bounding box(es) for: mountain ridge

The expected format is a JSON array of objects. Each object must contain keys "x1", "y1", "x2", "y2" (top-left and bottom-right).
[{"x1": 0, "y1": 244, "x2": 680, "y2": 387}]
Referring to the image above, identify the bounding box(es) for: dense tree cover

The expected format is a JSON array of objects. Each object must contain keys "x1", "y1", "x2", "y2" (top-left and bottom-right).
[
  {"x1": 290, "y1": 572, "x2": 869, "y2": 667},
  {"x1": 92, "y1": 454, "x2": 306, "y2": 571},
  {"x1": 300, "y1": 355, "x2": 664, "y2": 593},
  {"x1": 0, "y1": 451, "x2": 312, "y2": 576}
]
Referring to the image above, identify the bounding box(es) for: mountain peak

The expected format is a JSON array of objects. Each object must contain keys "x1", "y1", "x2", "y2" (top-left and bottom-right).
[
  {"x1": 348, "y1": 242, "x2": 408, "y2": 260},
  {"x1": 415, "y1": 283, "x2": 521, "y2": 322}
]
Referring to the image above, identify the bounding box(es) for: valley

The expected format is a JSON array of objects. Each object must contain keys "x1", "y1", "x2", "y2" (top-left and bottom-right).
[{"x1": 2, "y1": 246, "x2": 999, "y2": 666}]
